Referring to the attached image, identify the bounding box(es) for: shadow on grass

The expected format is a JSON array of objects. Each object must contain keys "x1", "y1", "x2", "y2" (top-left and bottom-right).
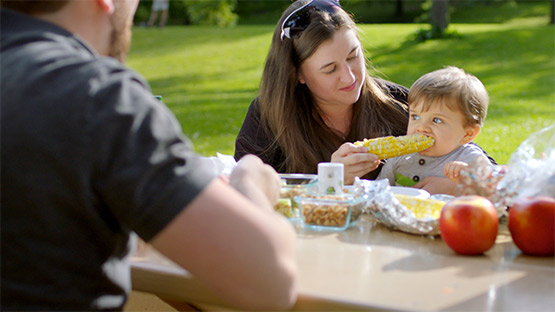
[
  {"x1": 368, "y1": 25, "x2": 554, "y2": 121},
  {"x1": 131, "y1": 25, "x2": 273, "y2": 57},
  {"x1": 146, "y1": 74, "x2": 257, "y2": 150},
  {"x1": 450, "y1": 2, "x2": 550, "y2": 24}
]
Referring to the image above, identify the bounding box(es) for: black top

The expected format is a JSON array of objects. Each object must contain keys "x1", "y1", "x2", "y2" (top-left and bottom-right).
[
  {"x1": 1, "y1": 9, "x2": 214, "y2": 310},
  {"x1": 234, "y1": 80, "x2": 408, "y2": 176},
  {"x1": 234, "y1": 79, "x2": 496, "y2": 176}
]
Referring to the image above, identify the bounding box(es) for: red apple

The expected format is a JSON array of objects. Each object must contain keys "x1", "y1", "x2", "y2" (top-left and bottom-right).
[
  {"x1": 508, "y1": 196, "x2": 555, "y2": 256},
  {"x1": 440, "y1": 195, "x2": 498, "y2": 255}
]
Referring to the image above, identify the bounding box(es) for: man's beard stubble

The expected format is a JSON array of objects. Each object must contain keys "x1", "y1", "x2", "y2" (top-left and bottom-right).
[{"x1": 108, "y1": 9, "x2": 133, "y2": 63}]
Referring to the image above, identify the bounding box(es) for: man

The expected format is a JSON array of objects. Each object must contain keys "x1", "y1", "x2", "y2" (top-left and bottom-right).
[
  {"x1": 0, "y1": 0, "x2": 297, "y2": 310},
  {"x1": 147, "y1": 0, "x2": 169, "y2": 27}
]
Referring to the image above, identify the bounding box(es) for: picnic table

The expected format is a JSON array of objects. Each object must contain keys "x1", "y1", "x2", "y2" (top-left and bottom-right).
[{"x1": 130, "y1": 215, "x2": 554, "y2": 311}]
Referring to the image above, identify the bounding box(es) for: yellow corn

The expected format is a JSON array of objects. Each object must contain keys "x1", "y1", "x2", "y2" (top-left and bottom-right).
[
  {"x1": 354, "y1": 134, "x2": 434, "y2": 160},
  {"x1": 275, "y1": 198, "x2": 293, "y2": 218},
  {"x1": 394, "y1": 194, "x2": 445, "y2": 220}
]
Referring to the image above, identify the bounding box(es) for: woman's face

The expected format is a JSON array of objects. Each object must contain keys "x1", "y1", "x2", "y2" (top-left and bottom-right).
[{"x1": 298, "y1": 28, "x2": 365, "y2": 109}]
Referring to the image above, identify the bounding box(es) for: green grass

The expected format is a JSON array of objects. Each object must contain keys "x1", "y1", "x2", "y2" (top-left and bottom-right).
[{"x1": 127, "y1": 5, "x2": 554, "y2": 165}]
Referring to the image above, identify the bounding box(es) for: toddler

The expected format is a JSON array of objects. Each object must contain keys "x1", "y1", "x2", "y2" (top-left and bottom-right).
[{"x1": 377, "y1": 66, "x2": 492, "y2": 194}]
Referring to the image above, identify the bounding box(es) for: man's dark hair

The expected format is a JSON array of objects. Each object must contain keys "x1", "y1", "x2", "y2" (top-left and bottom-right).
[{"x1": 1, "y1": 0, "x2": 69, "y2": 14}]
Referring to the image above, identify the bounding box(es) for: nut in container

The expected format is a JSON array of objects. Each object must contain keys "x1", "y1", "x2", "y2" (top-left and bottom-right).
[
  {"x1": 294, "y1": 191, "x2": 366, "y2": 231},
  {"x1": 277, "y1": 174, "x2": 317, "y2": 219}
]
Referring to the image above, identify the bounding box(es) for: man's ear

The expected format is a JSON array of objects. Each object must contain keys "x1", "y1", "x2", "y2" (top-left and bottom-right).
[
  {"x1": 461, "y1": 124, "x2": 481, "y2": 144},
  {"x1": 97, "y1": 0, "x2": 114, "y2": 14}
]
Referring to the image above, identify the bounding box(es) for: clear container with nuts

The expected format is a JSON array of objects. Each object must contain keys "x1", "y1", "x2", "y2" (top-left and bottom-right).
[
  {"x1": 294, "y1": 193, "x2": 366, "y2": 231},
  {"x1": 277, "y1": 174, "x2": 318, "y2": 219}
]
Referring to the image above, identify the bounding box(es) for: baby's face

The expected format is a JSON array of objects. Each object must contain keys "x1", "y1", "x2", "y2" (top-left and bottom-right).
[{"x1": 407, "y1": 100, "x2": 471, "y2": 157}]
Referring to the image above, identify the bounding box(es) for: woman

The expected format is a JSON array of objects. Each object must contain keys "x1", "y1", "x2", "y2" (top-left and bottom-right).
[{"x1": 234, "y1": 0, "x2": 493, "y2": 192}]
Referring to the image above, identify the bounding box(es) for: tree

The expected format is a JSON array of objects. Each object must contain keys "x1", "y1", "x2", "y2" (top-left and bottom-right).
[
  {"x1": 395, "y1": 0, "x2": 404, "y2": 17},
  {"x1": 430, "y1": 0, "x2": 449, "y2": 36},
  {"x1": 551, "y1": 0, "x2": 554, "y2": 24},
  {"x1": 185, "y1": 0, "x2": 238, "y2": 27}
]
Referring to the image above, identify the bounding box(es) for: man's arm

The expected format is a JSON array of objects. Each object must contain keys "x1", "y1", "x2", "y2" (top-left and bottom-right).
[{"x1": 149, "y1": 156, "x2": 298, "y2": 310}]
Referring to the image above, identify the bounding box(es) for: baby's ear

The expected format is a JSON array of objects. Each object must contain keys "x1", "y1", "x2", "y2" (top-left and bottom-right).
[{"x1": 461, "y1": 124, "x2": 481, "y2": 144}]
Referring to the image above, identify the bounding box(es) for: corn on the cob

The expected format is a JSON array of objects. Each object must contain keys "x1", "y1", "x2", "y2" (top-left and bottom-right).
[
  {"x1": 394, "y1": 194, "x2": 445, "y2": 220},
  {"x1": 354, "y1": 134, "x2": 434, "y2": 160}
]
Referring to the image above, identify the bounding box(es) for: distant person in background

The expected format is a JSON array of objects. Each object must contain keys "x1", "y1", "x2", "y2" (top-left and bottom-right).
[{"x1": 147, "y1": 0, "x2": 169, "y2": 27}]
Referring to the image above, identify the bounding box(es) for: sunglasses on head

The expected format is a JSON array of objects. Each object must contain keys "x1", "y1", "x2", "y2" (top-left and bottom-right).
[{"x1": 280, "y1": 0, "x2": 341, "y2": 41}]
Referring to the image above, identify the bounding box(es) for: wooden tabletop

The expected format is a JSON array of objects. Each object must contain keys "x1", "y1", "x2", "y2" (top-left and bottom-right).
[{"x1": 131, "y1": 215, "x2": 555, "y2": 311}]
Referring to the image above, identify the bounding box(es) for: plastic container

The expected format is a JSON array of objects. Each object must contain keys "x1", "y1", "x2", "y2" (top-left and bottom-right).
[
  {"x1": 276, "y1": 174, "x2": 317, "y2": 218},
  {"x1": 294, "y1": 193, "x2": 366, "y2": 231}
]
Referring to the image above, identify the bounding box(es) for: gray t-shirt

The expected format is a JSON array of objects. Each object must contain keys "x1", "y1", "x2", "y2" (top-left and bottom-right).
[
  {"x1": 377, "y1": 143, "x2": 488, "y2": 186},
  {"x1": 1, "y1": 9, "x2": 215, "y2": 310}
]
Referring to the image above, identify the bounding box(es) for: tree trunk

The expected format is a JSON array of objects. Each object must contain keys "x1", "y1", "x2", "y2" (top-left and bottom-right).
[
  {"x1": 395, "y1": 0, "x2": 404, "y2": 17},
  {"x1": 551, "y1": 0, "x2": 554, "y2": 24},
  {"x1": 431, "y1": 0, "x2": 449, "y2": 35}
]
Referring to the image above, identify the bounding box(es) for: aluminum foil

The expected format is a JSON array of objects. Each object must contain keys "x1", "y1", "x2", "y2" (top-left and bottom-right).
[
  {"x1": 455, "y1": 124, "x2": 555, "y2": 217},
  {"x1": 353, "y1": 178, "x2": 449, "y2": 236},
  {"x1": 454, "y1": 156, "x2": 508, "y2": 217},
  {"x1": 496, "y1": 124, "x2": 555, "y2": 204}
]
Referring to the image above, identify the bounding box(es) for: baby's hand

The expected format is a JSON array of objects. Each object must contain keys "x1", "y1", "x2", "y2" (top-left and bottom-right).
[{"x1": 443, "y1": 161, "x2": 469, "y2": 184}]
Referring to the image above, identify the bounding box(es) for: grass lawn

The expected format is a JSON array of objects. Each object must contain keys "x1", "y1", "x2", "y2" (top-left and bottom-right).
[{"x1": 127, "y1": 4, "x2": 554, "y2": 165}]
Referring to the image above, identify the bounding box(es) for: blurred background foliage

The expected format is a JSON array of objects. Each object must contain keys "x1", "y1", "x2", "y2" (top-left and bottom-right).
[{"x1": 134, "y1": 0, "x2": 554, "y2": 27}]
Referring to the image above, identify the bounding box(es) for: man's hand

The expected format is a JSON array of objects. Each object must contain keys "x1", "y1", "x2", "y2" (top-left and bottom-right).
[
  {"x1": 151, "y1": 155, "x2": 297, "y2": 310},
  {"x1": 229, "y1": 154, "x2": 281, "y2": 211}
]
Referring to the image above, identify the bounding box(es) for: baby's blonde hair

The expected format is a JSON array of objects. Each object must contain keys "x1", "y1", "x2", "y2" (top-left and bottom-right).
[{"x1": 408, "y1": 66, "x2": 489, "y2": 127}]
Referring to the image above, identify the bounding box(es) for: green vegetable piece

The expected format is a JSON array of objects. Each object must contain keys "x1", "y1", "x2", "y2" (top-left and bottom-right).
[{"x1": 395, "y1": 173, "x2": 417, "y2": 187}]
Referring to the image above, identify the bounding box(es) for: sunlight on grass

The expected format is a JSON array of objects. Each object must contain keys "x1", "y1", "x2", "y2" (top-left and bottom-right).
[{"x1": 128, "y1": 7, "x2": 554, "y2": 165}]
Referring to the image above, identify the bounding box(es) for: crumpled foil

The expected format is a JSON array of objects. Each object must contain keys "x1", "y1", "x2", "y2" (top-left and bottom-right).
[
  {"x1": 455, "y1": 124, "x2": 555, "y2": 217},
  {"x1": 497, "y1": 124, "x2": 555, "y2": 201},
  {"x1": 455, "y1": 156, "x2": 508, "y2": 217},
  {"x1": 353, "y1": 178, "x2": 448, "y2": 236}
]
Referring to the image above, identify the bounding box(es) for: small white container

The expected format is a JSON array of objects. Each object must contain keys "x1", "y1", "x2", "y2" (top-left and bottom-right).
[{"x1": 317, "y1": 162, "x2": 344, "y2": 195}]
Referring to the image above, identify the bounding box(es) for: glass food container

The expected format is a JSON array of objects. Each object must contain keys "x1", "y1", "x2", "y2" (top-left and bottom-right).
[
  {"x1": 294, "y1": 192, "x2": 366, "y2": 231},
  {"x1": 276, "y1": 174, "x2": 318, "y2": 219}
]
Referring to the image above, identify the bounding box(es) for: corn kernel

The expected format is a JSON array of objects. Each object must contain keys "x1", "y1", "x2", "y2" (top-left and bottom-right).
[
  {"x1": 354, "y1": 134, "x2": 435, "y2": 160},
  {"x1": 394, "y1": 194, "x2": 445, "y2": 220}
]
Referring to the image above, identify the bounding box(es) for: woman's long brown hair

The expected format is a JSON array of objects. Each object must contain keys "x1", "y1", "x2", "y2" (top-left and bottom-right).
[{"x1": 260, "y1": 0, "x2": 408, "y2": 174}]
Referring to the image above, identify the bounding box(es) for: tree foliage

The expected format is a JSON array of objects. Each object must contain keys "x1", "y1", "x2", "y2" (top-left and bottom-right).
[
  {"x1": 185, "y1": 0, "x2": 238, "y2": 27},
  {"x1": 133, "y1": 0, "x2": 553, "y2": 27},
  {"x1": 135, "y1": 0, "x2": 238, "y2": 27}
]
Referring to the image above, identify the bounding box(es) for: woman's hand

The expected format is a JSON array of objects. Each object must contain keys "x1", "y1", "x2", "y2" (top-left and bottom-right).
[
  {"x1": 331, "y1": 143, "x2": 380, "y2": 185},
  {"x1": 413, "y1": 176, "x2": 457, "y2": 195}
]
